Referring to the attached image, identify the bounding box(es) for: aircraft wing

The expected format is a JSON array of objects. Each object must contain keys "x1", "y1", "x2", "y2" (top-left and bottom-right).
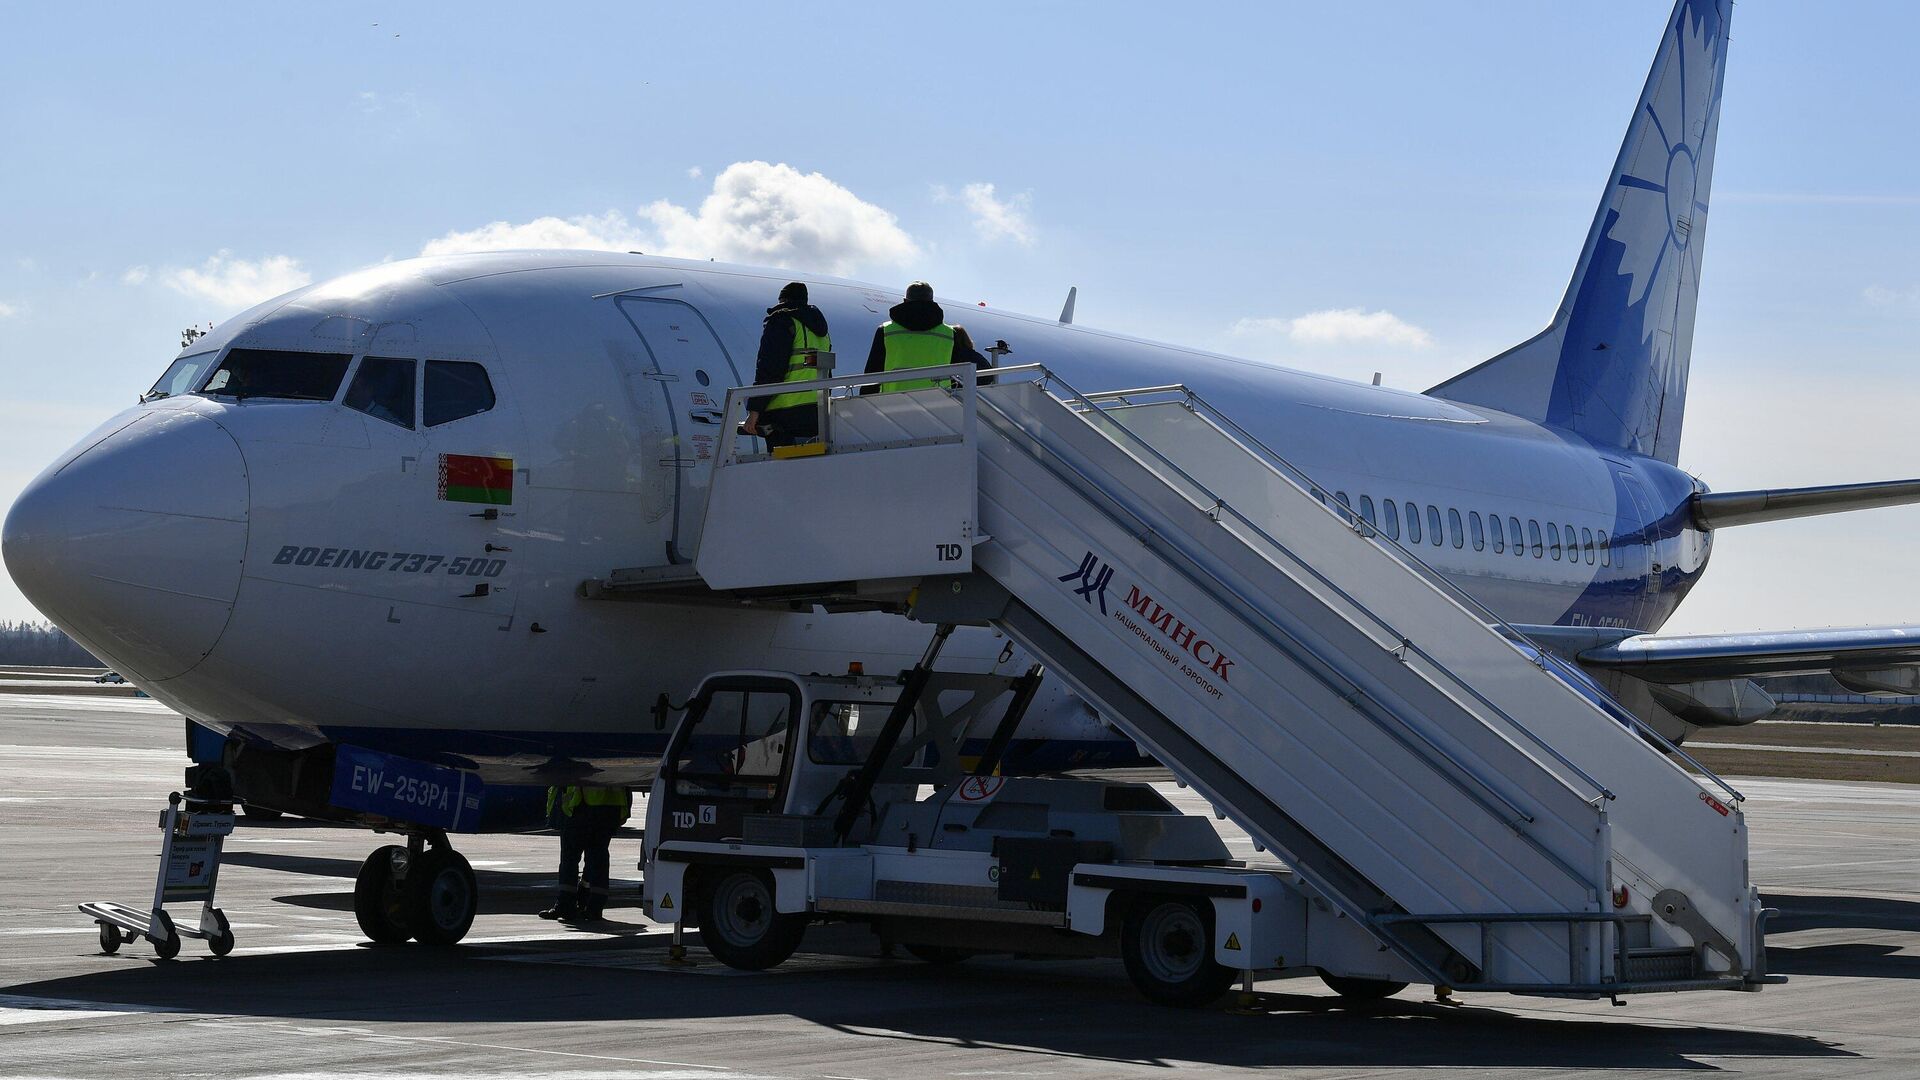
[{"x1": 1520, "y1": 623, "x2": 1920, "y2": 694}]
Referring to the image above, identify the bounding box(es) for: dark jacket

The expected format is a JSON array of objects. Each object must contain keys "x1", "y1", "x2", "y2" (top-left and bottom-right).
[
  {"x1": 749, "y1": 302, "x2": 832, "y2": 413},
  {"x1": 861, "y1": 299, "x2": 991, "y2": 393}
]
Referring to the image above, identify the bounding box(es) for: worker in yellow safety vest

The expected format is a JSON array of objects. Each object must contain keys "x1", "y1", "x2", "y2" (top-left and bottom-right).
[
  {"x1": 743, "y1": 281, "x2": 833, "y2": 448},
  {"x1": 539, "y1": 783, "x2": 633, "y2": 922},
  {"x1": 862, "y1": 281, "x2": 991, "y2": 395}
]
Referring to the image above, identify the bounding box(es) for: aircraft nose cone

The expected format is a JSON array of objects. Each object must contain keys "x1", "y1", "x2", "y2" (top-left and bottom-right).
[{"x1": 2, "y1": 410, "x2": 248, "y2": 681}]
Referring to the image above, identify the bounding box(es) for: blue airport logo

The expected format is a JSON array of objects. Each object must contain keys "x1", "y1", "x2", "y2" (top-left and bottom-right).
[{"x1": 1058, "y1": 551, "x2": 1114, "y2": 615}]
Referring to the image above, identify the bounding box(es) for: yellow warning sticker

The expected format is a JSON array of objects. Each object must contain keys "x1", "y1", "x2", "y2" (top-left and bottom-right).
[
  {"x1": 1030, "y1": 868, "x2": 1043, "y2": 880},
  {"x1": 1223, "y1": 932, "x2": 1242, "y2": 951},
  {"x1": 659, "y1": 893, "x2": 674, "y2": 910}
]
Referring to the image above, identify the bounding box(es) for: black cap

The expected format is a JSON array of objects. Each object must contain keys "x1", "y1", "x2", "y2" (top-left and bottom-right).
[
  {"x1": 778, "y1": 281, "x2": 808, "y2": 306},
  {"x1": 905, "y1": 281, "x2": 934, "y2": 302}
]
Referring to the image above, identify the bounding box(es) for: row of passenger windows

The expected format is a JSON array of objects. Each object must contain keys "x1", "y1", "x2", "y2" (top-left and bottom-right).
[
  {"x1": 1326, "y1": 490, "x2": 1614, "y2": 567},
  {"x1": 151, "y1": 348, "x2": 495, "y2": 430}
]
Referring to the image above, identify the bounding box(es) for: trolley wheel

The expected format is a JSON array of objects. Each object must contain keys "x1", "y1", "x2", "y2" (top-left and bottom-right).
[
  {"x1": 97, "y1": 921, "x2": 121, "y2": 955},
  {"x1": 699, "y1": 868, "x2": 806, "y2": 971},
  {"x1": 406, "y1": 847, "x2": 478, "y2": 946},
  {"x1": 151, "y1": 929, "x2": 181, "y2": 960},
  {"x1": 1120, "y1": 896, "x2": 1236, "y2": 1007},
  {"x1": 1316, "y1": 969, "x2": 1409, "y2": 1002},
  {"x1": 207, "y1": 910, "x2": 235, "y2": 957},
  {"x1": 902, "y1": 943, "x2": 973, "y2": 965},
  {"x1": 354, "y1": 845, "x2": 413, "y2": 943}
]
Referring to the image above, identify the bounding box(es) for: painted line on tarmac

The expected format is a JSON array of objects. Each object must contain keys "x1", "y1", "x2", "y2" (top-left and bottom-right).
[
  {"x1": 0, "y1": 993, "x2": 182, "y2": 1027},
  {"x1": 1691, "y1": 741, "x2": 1920, "y2": 759},
  {"x1": 223, "y1": 1020, "x2": 740, "y2": 1073}
]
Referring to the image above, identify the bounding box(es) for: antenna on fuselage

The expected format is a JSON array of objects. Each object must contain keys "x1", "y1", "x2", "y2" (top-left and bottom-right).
[{"x1": 1059, "y1": 286, "x2": 1077, "y2": 325}]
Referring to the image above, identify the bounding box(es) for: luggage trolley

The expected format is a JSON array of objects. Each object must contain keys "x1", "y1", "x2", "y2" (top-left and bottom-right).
[{"x1": 80, "y1": 791, "x2": 236, "y2": 959}]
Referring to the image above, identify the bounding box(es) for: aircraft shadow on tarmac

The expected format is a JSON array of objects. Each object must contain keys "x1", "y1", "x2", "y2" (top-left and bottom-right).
[
  {"x1": 3, "y1": 930, "x2": 1853, "y2": 1071},
  {"x1": 219, "y1": 849, "x2": 591, "y2": 916},
  {"x1": 1761, "y1": 891, "x2": 1920, "y2": 980}
]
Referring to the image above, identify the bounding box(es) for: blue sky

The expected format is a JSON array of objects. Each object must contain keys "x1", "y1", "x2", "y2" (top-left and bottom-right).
[{"x1": 2, "y1": 1, "x2": 1917, "y2": 631}]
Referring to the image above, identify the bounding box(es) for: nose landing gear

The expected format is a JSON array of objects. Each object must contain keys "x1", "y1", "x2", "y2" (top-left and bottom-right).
[{"x1": 352, "y1": 831, "x2": 478, "y2": 945}]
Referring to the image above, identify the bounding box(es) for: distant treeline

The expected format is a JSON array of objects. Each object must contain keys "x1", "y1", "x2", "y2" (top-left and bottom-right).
[{"x1": 0, "y1": 620, "x2": 101, "y2": 667}]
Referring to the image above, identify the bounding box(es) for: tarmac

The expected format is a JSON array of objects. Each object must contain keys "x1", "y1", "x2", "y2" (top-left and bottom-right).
[{"x1": 3, "y1": 691, "x2": 1919, "y2": 1078}]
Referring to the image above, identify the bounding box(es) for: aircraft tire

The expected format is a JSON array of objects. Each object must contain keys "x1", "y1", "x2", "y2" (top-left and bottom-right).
[
  {"x1": 699, "y1": 868, "x2": 805, "y2": 971},
  {"x1": 406, "y1": 847, "x2": 478, "y2": 946},
  {"x1": 1120, "y1": 897, "x2": 1235, "y2": 1007},
  {"x1": 1316, "y1": 969, "x2": 1409, "y2": 1002},
  {"x1": 353, "y1": 845, "x2": 414, "y2": 944}
]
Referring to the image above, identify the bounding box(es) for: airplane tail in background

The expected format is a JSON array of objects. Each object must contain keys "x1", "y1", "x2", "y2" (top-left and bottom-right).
[{"x1": 1428, "y1": 0, "x2": 1732, "y2": 465}]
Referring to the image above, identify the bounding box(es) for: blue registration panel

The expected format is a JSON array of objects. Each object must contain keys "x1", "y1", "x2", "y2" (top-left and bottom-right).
[{"x1": 330, "y1": 745, "x2": 484, "y2": 832}]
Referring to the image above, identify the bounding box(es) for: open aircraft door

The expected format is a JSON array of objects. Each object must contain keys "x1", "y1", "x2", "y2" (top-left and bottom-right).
[{"x1": 617, "y1": 297, "x2": 747, "y2": 564}]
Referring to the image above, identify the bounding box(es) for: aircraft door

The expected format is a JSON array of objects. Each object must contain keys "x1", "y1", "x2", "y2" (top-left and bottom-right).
[{"x1": 616, "y1": 298, "x2": 745, "y2": 564}]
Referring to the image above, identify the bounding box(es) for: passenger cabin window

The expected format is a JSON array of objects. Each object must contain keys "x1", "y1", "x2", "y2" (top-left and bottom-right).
[
  {"x1": 1546, "y1": 522, "x2": 1562, "y2": 560},
  {"x1": 1359, "y1": 495, "x2": 1376, "y2": 528},
  {"x1": 1404, "y1": 500, "x2": 1421, "y2": 544},
  {"x1": 1426, "y1": 505, "x2": 1443, "y2": 547},
  {"x1": 1582, "y1": 527, "x2": 1596, "y2": 564},
  {"x1": 1598, "y1": 530, "x2": 1611, "y2": 567},
  {"x1": 1448, "y1": 508, "x2": 1465, "y2": 549},
  {"x1": 1335, "y1": 491, "x2": 1350, "y2": 508},
  {"x1": 201, "y1": 348, "x2": 351, "y2": 402},
  {"x1": 1528, "y1": 519, "x2": 1544, "y2": 558},
  {"x1": 1510, "y1": 516, "x2": 1525, "y2": 558},
  {"x1": 424, "y1": 361, "x2": 496, "y2": 427},
  {"x1": 146, "y1": 351, "x2": 219, "y2": 401},
  {"x1": 1487, "y1": 512, "x2": 1503, "y2": 554},
  {"x1": 1383, "y1": 499, "x2": 1401, "y2": 541},
  {"x1": 344, "y1": 357, "x2": 416, "y2": 429}
]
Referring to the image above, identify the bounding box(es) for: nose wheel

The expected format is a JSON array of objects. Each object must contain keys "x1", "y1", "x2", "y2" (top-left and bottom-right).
[{"x1": 353, "y1": 836, "x2": 478, "y2": 945}]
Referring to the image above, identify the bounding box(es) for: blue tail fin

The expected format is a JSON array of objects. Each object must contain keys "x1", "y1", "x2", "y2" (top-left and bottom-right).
[{"x1": 1429, "y1": 0, "x2": 1732, "y2": 464}]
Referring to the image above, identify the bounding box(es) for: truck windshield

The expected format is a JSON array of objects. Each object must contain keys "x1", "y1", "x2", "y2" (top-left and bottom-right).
[
  {"x1": 672, "y1": 685, "x2": 795, "y2": 796},
  {"x1": 200, "y1": 348, "x2": 352, "y2": 402},
  {"x1": 808, "y1": 701, "x2": 920, "y2": 765}
]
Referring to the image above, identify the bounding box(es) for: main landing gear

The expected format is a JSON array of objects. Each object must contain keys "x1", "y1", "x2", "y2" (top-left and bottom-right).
[{"x1": 353, "y1": 831, "x2": 478, "y2": 946}]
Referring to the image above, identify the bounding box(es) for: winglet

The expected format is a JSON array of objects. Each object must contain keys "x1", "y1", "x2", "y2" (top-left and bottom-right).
[{"x1": 1058, "y1": 286, "x2": 1077, "y2": 325}]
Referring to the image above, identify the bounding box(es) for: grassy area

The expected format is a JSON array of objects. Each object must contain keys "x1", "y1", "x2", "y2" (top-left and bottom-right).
[{"x1": 1684, "y1": 721, "x2": 1920, "y2": 785}]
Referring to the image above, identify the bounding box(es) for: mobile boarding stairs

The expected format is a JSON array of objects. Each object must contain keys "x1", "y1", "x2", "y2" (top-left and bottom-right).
[{"x1": 625, "y1": 362, "x2": 1777, "y2": 998}]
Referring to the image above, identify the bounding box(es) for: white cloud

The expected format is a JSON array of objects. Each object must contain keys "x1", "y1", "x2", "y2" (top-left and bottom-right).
[
  {"x1": 1864, "y1": 284, "x2": 1920, "y2": 311},
  {"x1": 121, "y1": 265, "x2": 149, "y2": 285},
  {"x1": 937, "y1": 182, "x2": 1034, "y2": 246},
  {"x1": 686, "y1": 165, "x2": 703, "y2": 180},
  {"x1": 164, "y1": 251, "x2": 312, "y2": 309},
  {"x1": 640, "y1": 161, "x2": 917, "y2": 275},
  {"x1": 421, "y1": 211, "x2": 646, "y2": 256},
  {"x1": 0, "y1": 300, "x2": 19, "y2": 318},
  {"x1": 1232, "y1": 308, "x2": 1434, "y2": 348},
  {"x1": 423, "y1": 161, "x2": 919, "y2": 278}
]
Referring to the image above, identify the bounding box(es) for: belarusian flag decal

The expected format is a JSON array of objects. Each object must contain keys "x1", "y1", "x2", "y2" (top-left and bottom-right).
[{"x1": 437, "y1": 453, "x2": 513, "y2": 505}]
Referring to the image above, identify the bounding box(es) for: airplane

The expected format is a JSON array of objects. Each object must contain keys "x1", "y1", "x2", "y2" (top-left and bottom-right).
[{"x1": 7, "y1": 0, "x2": 1920, "y2": 937}]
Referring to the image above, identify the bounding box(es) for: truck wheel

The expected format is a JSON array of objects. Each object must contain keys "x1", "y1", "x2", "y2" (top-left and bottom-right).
[
  {"x1": 700, "y1": 869, "x2": 805, "y2": 970},
  {"x1": 354, "y1": 845, "x2": 414, "y2": 943},
  {"x1": 1317, "y1": 969, "x2": 1409, "y2": 1002},
  {"x1": 903, "y1": 943, "x2": 972, "y2": 965},
  {"x1": 406, "y1": 847, "x2": 478, "y2": 946},
  {"x1": 1121, "y1": 897, "x2": 1235, "y2": 1007}
]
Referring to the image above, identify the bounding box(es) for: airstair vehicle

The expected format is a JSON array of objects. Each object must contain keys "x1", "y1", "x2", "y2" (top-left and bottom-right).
[{"x1": 613, "y1": 364, "x2": 1777, "y2": 1002}]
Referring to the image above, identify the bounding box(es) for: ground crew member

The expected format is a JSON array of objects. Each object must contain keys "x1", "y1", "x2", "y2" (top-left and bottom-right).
[
  {"x1": 743, "y1": 281, "x2": 833, "y2": 448},
  {"x1": 538, "y1": 783, "x2": 633, "y2": 922},
  {"x1": 862, "y1": 281, "x2": 990, "y2": 394}
]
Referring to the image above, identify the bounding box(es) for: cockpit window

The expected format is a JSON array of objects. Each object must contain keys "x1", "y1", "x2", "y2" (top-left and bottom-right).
[
  {"x1": 201, "y1": 348, "x2": 351, "y2": 402},
  {"x1": 145, "y1": 351, "x2": 219, "y2": 401},
  {"x1": 424, "y1": 361, "x2": 496, "y2": 427},
  {"x1": 344, "y1": 357, "x2": 416, "y2": 429}
]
